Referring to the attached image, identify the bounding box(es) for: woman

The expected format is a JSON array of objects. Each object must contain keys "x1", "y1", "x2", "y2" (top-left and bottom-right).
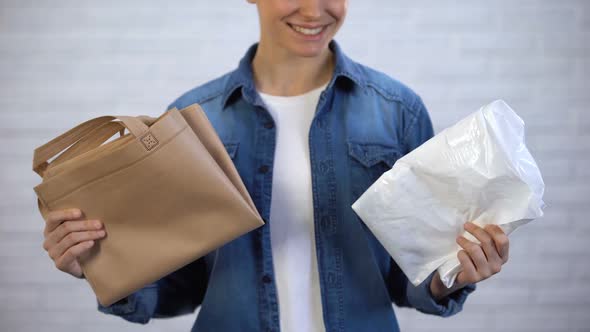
[{"x1": 42, "y1": 1, "x2": 510, "y2": 331}]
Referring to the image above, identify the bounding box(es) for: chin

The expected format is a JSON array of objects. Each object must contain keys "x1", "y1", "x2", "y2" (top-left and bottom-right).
[
  {"x1": 293, "y1": 47, "x2": 326, "y2": 58},
  {"x1": 286, "y1": 41, "x2": 332, "y2": 58}
]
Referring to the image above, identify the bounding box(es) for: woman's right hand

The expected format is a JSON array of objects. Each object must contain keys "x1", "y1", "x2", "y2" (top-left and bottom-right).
[{"x1": 42, "y1": 208, "x2": 107, "y2": 279}]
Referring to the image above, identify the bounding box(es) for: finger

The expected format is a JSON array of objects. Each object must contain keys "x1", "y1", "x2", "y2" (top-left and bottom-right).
[
  {"x1": 54, "y1": 240, "x2": 95, "y2": 272},
  {"x1": 485, "y1": 224, "x2": 510, "y2": 263},
  {"x1": 465, "y1": 222, "x2": 502, "y2": 265},
  {"x1": 48, "y1": 230, "x2": 106, "y2": 261},
  {"x1": 44, "y1": 208, "x2": 83, "y2": 234},
  {"x1": 456, "y1": 249, "x2": 478, "y2": 284},
  {"x1": 456, "y1": 235, "x2": 490, "y2": 276},
  {"x1": 45, "y1": 219, "x2": 103, "y2": 250}
]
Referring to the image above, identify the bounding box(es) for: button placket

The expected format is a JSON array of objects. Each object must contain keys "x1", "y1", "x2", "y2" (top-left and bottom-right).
[
  {"x1": 253, "y1": 107, "x2": 280, "y2": 332},
  {"x1": 258, "y1": 165, "x2": 269, "y2": 173}
]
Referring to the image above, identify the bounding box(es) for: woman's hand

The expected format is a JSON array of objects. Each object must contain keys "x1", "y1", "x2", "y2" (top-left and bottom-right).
[
  {"x1": 430, "y1": 221, "x2": 510, "y2": 300},
  {"x1": 42, "y1": 208, "x2": 107, "y2": 279},
  {"x1": 455, "y1": 222, "x2": 510, "y2": 285}
]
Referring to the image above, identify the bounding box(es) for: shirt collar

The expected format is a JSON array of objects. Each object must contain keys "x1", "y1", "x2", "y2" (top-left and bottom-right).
[{"x1": 221, "y1": 39, "x2": 365, "y2": 109}]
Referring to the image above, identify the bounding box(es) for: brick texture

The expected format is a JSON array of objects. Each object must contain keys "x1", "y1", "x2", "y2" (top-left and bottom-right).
[{"x1": 1, "y1": 0, "x2": 588, "y2": 331}]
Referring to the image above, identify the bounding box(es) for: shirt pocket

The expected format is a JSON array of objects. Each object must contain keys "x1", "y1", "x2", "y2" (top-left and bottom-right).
[{"x1": 347, "y1": 140, "x2": 402, "y2": 197}]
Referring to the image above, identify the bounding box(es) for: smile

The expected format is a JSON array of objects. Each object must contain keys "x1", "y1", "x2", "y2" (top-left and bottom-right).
[{"x1": 288, "y1": 23, "x2": 326, "y2": 36}]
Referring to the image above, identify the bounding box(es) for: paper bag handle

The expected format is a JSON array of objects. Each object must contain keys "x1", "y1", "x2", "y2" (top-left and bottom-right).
[{"x1": 33, "y1": 115, "x2": 151, "y2": 177}]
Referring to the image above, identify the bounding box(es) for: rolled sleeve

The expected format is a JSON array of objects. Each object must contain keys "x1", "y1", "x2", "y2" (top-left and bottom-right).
[
  {"x1": 97, "y1": 283, "x2": 158, "y2": 324},
  {"x1": 96, "y1": 256, "x2": 208, "y2": 323},
  {"x1": 405, "y1": 271, "x2": 476, "y2": 317}
]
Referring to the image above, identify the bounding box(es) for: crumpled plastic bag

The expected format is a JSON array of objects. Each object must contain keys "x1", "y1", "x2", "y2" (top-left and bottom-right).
[{"x1": 351, "y1": 100, "x2": 545, "y2": 288}]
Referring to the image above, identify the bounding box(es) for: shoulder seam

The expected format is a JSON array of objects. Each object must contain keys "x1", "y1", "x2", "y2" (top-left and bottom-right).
[
  {"x1": 167, "y1": 75, "x2": 229, "y2": 110},
  {"x1": 401, "y1": 94, "x2": 425, "y2": 149},
  {"x1": 195, "y1": 90, "x2": 225, "y2": 105},
  {"x1": 365, "y1": 80, "x2": 421, "y2": 117}
]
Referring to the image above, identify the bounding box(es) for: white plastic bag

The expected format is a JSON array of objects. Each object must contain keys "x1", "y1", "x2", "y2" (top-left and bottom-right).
[{"x1": 351, "y1": 100, "x2": 545, "y2": 288}]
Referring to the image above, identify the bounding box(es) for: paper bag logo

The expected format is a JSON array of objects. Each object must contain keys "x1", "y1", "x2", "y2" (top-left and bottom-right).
[{"x1": 140, "y1": 132, "x2": 159, "y2": 151}]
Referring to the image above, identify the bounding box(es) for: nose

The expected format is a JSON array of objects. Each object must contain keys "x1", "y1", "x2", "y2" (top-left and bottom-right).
[{"x1": 298, "y1": 0, "x2": 322, "y2": 20}]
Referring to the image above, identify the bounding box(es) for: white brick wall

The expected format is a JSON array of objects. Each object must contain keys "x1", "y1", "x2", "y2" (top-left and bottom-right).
[{"x1": 1, "y1": 0, "x2": 587, "y2": 331}]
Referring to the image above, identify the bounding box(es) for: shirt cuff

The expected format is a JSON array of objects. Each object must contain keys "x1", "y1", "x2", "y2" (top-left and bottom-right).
[
  {"x1": 405, "y1": 271, "x2": 476, "y2": 317},
  {"x1": 97, "y1": 284, "x2": 158, "y2": 324}
]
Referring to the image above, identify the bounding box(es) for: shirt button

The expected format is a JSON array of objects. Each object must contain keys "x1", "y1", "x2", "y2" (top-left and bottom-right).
[
  {"x1": 262, "y1": 274, "x2": 272, "y2": 284},
  {"x1": 264, "y1": 121, "x2": 274, "y2": 129},
  {"x1": 258, "y1": 165, "x2": 269, "y2": 173}
]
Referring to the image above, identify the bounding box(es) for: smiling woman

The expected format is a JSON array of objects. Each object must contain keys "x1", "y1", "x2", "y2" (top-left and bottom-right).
[
  {"x1": 42, "y1": 1, "x2": 483, "y2": 331},
  {"x1": 92, "y1": 0, "x2": 483, "y2": 331}
]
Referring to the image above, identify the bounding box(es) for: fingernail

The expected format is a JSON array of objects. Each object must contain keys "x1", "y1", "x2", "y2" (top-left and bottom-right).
[
  {"x1": 98, "y1": 230, "x2": 105, "y2": 236},
  {"x1": 94, "y1": 220, "x2": 102, "y2": 228}
]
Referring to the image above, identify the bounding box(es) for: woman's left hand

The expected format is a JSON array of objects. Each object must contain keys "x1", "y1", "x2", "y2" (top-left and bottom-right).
[
  {"x1": 455, "y1": 221, "x2": 510, "y2": 285},
  {"x1": 430, "y1": 221, "x2": 511, "y2": 300}
]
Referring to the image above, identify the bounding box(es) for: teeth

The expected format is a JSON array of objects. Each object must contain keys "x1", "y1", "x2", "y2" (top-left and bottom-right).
[{"x1": 291, "y1": 24, "x2": 324, "y2": 36}]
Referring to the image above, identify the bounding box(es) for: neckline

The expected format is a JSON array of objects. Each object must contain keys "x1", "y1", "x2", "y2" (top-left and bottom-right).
[{"x1": 257, "y1": 82, "x2": 328, "y2": 103}]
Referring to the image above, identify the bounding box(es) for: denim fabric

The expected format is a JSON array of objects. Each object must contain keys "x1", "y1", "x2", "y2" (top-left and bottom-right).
[{"x1": 98, "y1": 39, "x2": 476, "y2": 332}]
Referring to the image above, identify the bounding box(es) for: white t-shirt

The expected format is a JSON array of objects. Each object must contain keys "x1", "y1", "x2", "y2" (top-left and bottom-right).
[{"x1": 258, "y1": 82, "x2": 328, "y2": 332}]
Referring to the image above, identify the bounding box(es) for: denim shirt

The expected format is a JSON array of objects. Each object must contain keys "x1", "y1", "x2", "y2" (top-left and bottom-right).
[{"x1": 98, "y1": 39, "x2": 476, "y2": 332}]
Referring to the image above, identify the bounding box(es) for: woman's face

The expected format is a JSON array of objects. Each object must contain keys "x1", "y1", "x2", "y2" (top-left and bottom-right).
[{"x1": 248, "y1": 0, "x2": 348, "y2": 58}]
